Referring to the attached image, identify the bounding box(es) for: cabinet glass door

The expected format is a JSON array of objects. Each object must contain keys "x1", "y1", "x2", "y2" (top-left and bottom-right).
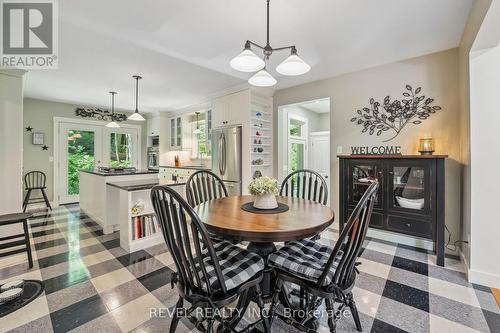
[
  {"x1": 348, "y1": 161, "x2": 382, "y2": 208},
  {"x1": 176, "y1": 117, "x2": 182, "y2": 147},
  {"x1": 389, "y1": 162, "x2": 429, "y2": 213},
  {"x1": 170, "y1": 119, "x2": 175, "y2": 147}
]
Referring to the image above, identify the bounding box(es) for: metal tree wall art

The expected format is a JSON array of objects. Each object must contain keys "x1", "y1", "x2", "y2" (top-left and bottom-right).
[
  {"x1": 350, "y1": 85, "x2": 442, "y2": 142},
  {"x1": 75, "y1": 108, "x2": 127, "y2": 122}
]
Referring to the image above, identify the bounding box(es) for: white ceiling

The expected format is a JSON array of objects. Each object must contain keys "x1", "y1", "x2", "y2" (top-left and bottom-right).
[
  {"x1": 24, "y1": 0, "x2": 473, "y2": 113},
  {"x1": 299, "y1": 99, "x2": 330, "y2": 114}
]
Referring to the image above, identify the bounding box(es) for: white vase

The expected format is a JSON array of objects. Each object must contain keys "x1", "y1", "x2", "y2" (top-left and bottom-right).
[{"x1": 253, "y1": 193, "x2": 278, "y2": 210}]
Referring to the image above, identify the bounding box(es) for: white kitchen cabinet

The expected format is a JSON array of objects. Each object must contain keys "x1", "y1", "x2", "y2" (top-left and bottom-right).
[
  {"x1": 169, "y1": 116, "x2": 182, "y2": 149},
  {"x1": 168, "y1": 115, "x2": 192, "y2": 150},
  {"x1": 212, "y1": 90, "x2": 249, "y2": 128},
  {"x1": 147, "y1": 115, "x2": 160, "y2": 136}
]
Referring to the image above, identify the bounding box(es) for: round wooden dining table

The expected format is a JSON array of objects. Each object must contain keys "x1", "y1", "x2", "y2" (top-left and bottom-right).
[{"x1": 194, "y1": 195, "x2": 335, "y2": 256}]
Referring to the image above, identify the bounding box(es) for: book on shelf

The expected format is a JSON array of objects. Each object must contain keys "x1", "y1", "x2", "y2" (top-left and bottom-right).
[{"x1": 131, "y1": 215, "x2": 161, "y2": 240}]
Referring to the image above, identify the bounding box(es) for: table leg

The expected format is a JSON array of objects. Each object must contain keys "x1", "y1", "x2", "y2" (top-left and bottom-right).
[{"x1": 247, "y1": 242, "x2": 277, "y2": 300}]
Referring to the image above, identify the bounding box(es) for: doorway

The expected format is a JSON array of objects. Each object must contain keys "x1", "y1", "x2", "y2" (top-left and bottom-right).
[
  {"x1": 278, "y1": 98, "x2": 330, "y2": 204},
  {"x1": 55, "y1": 118, "x2": 141, "y2": 204}
]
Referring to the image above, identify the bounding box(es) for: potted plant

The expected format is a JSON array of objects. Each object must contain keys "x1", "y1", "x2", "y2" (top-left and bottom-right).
[{"x1": 248, "y1": 176, "x2": 279, "y2": 209}]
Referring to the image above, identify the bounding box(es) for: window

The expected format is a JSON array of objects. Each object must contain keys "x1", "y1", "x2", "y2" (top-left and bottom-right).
[
  {"x1": 287, "y1": 114, "x2": 308, "y2": 174},
  {"x1": 191, "y1": 110, "x2": 212, "y2": 157},
  {"x1": 109, "y1": 133, "x2": 133, "y2": 168},
  {"x1": 289, "y1": 118, "x2": 306, "y2": 138}
]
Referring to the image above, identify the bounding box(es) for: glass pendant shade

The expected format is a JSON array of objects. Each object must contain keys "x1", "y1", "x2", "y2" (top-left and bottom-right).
[
  {"x1": 193, "y1": 128, "x2": 201, "y2": 134},
  {"x1": 276, "y1": 53, "x2": 311, "y2": 76},
  {"x1": 248, "y1": 69, "x2": 277, "y2": 87},
  {"x1": 128, "y1": 112, "x2": 146, "y2": 121},
  {"x1": 230, "y1": 49, "x2": 265, "y2": 72},
  {"x1": 105, "y1": 121, "x2": 120, "y2": 128}
]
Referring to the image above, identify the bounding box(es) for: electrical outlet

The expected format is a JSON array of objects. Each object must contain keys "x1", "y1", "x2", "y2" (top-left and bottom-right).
[{"x1": 337, "y1": 146, "x2": 343, "y2": 154}]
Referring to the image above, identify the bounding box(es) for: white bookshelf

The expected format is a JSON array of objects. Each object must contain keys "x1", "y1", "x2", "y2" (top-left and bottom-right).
[
  {"x1": 250, "y1": 94, "x2": 273, "y2": 179},
  {"x1": 116, "y1": 188, "x2": 164, "y2": 253}
]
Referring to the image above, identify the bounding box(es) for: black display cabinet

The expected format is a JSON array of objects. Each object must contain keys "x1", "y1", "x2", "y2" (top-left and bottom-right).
[{"x1": 338, "y1": 155, "x2": 447, "y2": 266}]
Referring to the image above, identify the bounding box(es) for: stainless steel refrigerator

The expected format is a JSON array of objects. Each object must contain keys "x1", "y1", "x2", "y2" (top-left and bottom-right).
[{"x1": 211, "y1": 126, "x2": 242, "y2": 196}]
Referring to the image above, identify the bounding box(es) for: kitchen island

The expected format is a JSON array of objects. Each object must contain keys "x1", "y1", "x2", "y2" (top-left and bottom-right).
[{"x1": 79, "y1": 169, "x2": 159, "y2": 234}]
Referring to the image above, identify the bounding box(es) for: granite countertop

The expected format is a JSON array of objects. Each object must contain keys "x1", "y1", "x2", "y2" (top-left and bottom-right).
[
  {"x1": 80, "y1": 169, "x2": 159, "y2": 176},
  {"x1": 159, "y1": 165, "x2": 211, "y2": 171},
  {"x1": 106, "y1": 179, "x2": 185, "y2": 191}
]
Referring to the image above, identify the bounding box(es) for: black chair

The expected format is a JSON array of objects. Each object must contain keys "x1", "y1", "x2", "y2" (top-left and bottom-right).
[
  {"x1": 281, "y1": 169, "x2": 328, "y2": 242},
  {"x1": 185, "y1": 170, "x2": 228, "y2": 207},
  {"x1": 0, "y1": 213, "x2": 33, "y2": 268},
  {"x1": 280, "y1": 169, "x2": 329, "y2": 205},
  {"x1": 23, "y1": 171, "x2": 51, "y2": 212},
  {"x1": 151, "y1": 185, "x2": 270, "y2": 333},
  {"x1": 268, "y1": 182, "x2": 379, "y2": 333}
]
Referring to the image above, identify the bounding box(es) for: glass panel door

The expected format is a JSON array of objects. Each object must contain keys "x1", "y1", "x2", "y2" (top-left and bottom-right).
[
  {"x1": 105, "y1": 129, "x2": 138, "y2": 168},
  {"x1": 347, "y1": 160, "x2": 383, "y2": 208},
  {"x1": 389, "y1": 162, "x2": 429, "y2": 213},
  {"x1": 59, "y1": 123, "x2": 102, "y2": 204}
]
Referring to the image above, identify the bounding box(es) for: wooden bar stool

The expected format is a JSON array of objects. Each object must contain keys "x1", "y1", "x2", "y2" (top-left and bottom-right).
[
  {"x1": 23, "y1": 171, "x2": 52, "y2": 212},
  {"x1": 0, "y1": 213, "x2": 34, "y2": 269}
]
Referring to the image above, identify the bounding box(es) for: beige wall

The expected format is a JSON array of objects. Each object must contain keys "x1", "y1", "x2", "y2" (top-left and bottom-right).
[
  {"x1": 457, "y1": 0, "x2": 492, "y2": 270},
  {"x1": 274, "y1": 48, "x2": 462, "y2": 253},
  {"x1": 23, "y1": 98, "x2": 148, "y2": 202}
]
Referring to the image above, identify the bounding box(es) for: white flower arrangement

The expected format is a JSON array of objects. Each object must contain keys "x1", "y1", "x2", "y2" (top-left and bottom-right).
[{"x1": 248, "y1": 176, "x2": 279, "y2": 196}]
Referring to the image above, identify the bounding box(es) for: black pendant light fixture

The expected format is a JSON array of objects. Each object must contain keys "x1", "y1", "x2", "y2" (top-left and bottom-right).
[
  {"x1": 105, "y1": 91, "x2": 120, "y2": 128},
  {"x1": 193, "y1": 112, "x2": 201, "y2": 134},
  {"x1": 230, "y1": 0, "x2": 310, "y2": 87},
  {"x1": 128, "y1": 75, "x2": 145, "y2": 121}
]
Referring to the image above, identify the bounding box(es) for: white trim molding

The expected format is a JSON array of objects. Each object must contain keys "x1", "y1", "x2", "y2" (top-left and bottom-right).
[{"x1": 468, "y1": 269, "x2": 500, "y2": 289}]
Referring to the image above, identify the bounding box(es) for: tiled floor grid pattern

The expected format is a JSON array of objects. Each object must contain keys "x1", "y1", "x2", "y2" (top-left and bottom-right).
[{"x1": 0, "y1": 205, "x2": 498, "y2": 333}]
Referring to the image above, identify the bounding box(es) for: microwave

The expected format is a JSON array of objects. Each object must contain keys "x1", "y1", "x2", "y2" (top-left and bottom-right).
[{"x1": 151, "y1": 136, "x2": 159, "y2": 147}]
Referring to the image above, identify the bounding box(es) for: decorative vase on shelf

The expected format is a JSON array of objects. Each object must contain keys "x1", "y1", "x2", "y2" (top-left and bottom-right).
[
  {"x1": 253, "y1": 193, "x2": 278, "y2": 210},
  {"x1": 248, "y1": 176, "x2": 279, "y2": 210}
]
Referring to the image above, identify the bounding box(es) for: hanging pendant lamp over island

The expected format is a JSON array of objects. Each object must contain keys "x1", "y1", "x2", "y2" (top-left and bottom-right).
[
  {"x1": 105, "y1": 91, "x2": 120, "y2": 128},
  {"x1": 128, "y1": 75, "x2": 145, "y2": 121},
  {"x1": 230, "y1": 0, "x2": 310, "y2": 87}
]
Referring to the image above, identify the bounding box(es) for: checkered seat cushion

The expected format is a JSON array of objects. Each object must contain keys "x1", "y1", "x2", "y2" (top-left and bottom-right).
[
  {"x1": 195, "y1": 240, "x2": 264, "y2": 292},
  {"x1": 268, "y1": 238, "x2": 342, "y2": 286}
]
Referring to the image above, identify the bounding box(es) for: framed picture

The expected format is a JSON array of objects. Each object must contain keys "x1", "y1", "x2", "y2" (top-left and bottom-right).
[{"x1": 33, "y1": 132, "x2": 44, "y2": 145}]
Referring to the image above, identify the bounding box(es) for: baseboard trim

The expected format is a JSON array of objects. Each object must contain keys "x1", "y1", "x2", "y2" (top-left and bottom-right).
[{"x1": 468, "y1": 269, "x2": 500, "y2": 289}]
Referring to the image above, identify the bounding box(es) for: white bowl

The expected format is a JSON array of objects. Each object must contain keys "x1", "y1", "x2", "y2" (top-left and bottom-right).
[{"x1": 396, "y1": 196, "x2": 424, "y2": 210}]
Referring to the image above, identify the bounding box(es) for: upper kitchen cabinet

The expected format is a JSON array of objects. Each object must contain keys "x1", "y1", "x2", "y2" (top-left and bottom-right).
[
  {"x1": 147, "y1": 115, "x2": 160, "y2": 136},
  {"x1": 212, "y1": 90, "x2": 250, "y2": 128},
  {"x1": 169, "y1": 116, "x2": 183, "y2": 150}
]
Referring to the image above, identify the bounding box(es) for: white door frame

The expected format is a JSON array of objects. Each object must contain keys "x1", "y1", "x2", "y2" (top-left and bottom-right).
[{"x1": 53, "y1": 117, "x2": 142, "y2": 206}]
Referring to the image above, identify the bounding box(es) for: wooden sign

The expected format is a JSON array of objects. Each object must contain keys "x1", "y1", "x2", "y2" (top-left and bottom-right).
[{"x1": 350, "y1": 145, "x2": 402, "y2": 155}]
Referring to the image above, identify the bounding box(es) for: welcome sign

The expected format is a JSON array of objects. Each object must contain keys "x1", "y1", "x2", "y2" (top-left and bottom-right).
[{"x1": 350, "y1": 146, "x2": 402, "y2": 155}]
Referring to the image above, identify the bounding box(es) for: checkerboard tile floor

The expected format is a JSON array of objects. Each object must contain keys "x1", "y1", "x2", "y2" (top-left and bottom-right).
[{"x1": 1, "y1": 205, "x2": 499, "y2": 333}]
